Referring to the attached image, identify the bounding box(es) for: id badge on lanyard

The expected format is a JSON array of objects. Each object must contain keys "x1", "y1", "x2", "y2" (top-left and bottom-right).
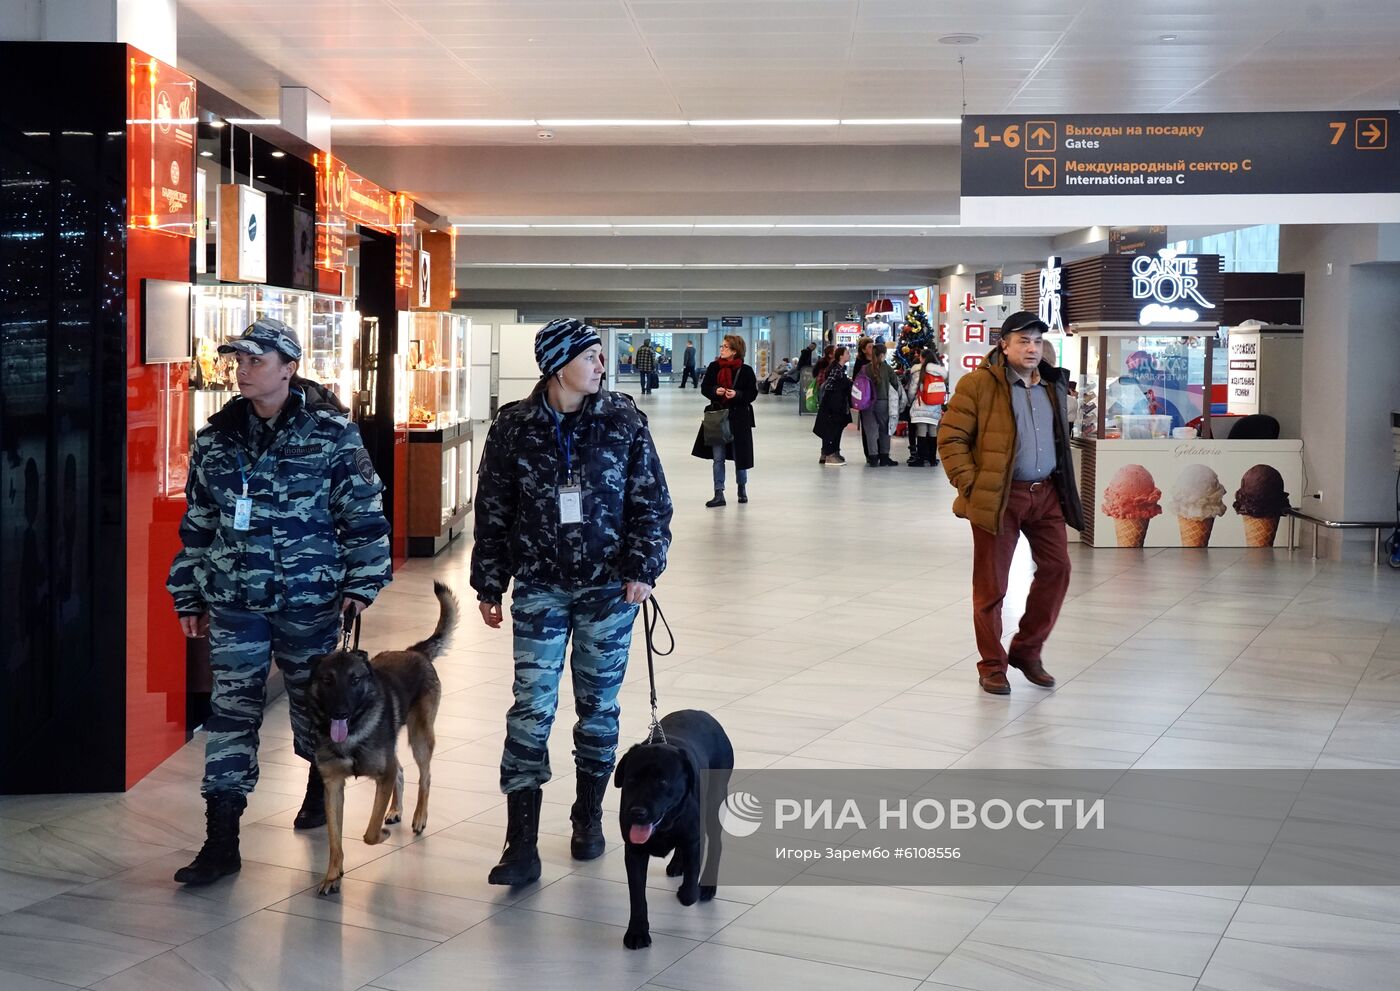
[
  {"x1": 233, "y1": 453, "x2": 253, "y2": 531},
  {"x1": 551, "y1": 403, "x2": 583, "y2": 525},
  {"x1": 559, "y1": 482, "x2": 582, "y2": 524}
]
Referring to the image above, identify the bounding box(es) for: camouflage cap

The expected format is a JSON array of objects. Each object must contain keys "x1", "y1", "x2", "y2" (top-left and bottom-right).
[{"x1": 218, "y1": 317, "x2": 303, "y2": 360}]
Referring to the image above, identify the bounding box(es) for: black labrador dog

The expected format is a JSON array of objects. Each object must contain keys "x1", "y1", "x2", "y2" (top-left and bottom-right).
[{"x1": 613, "y1": 709, "x2": 734, "y2": 950}]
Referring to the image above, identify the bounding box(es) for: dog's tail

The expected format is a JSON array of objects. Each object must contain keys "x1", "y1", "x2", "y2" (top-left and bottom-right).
[{"x1": 406, "y1": 581, "x2": 459, "y2": 661}]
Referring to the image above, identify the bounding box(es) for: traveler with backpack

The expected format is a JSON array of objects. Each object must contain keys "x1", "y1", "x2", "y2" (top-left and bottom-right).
[
  {"x1": 813, "y1": 345, "x2": 852, "y2": 465},
  {"x1": 907, "y1": 348, "x2": 948, "y2": 467},
  {"x1": 853, "y1": 343, "x2": 901, "y2": 467}
]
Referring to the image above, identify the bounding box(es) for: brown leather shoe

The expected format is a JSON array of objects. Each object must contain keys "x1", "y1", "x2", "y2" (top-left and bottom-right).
[
  {"x1": 1010, "y1": 657, "x2": 1056, "y2": 688},
  {"x1": 978, "y1": 671, "x2": 1011, "y2": 695}
]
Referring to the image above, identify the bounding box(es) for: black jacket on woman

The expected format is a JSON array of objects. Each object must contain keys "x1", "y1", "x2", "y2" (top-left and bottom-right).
[
  {"x1": 812, "y1": 362, "x2": 852, "y2": 438},
  {"x1": 690, "y1": 362, "x2": 758, "y2": 470}
]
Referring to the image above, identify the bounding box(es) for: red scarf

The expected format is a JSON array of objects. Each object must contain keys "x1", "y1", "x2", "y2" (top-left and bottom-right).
[{"x1": 716, "y1": 356, "x2": 743, "y2": 394}]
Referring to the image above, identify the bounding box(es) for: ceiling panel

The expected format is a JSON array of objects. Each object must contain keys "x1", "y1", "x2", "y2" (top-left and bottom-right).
[{"x1": 177, "y1": 0, "x2": 1400, "y2": 138}]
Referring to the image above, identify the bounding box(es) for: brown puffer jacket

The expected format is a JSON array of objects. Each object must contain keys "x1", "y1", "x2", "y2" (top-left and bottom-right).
[{"x1": 937, "y1": 347, "x2": 1084, "y2": 535}]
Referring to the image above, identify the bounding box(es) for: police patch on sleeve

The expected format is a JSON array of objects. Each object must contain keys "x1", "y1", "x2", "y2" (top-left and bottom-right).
[{"x1": 355, "y1": 448, "x2": 377, "y2": 484}]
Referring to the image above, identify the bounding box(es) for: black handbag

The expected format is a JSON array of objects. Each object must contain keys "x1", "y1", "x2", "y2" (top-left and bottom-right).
[{"x1": 702, "y1": 407, "x2": 733, "y2": 446}]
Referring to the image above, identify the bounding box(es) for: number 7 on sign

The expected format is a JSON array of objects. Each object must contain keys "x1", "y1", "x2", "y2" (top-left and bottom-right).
[{"x1": 1329, "y1": 122, "x2": 1347, "y2": 145}]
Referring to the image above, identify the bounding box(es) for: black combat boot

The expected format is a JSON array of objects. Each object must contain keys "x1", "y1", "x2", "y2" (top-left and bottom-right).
[
  {"x1": 174, "y1": 793, "x2": 246, "y2": 885},
  {"x1": 488, "y1": 788, "x2": 542, "y2": 886},
  {"x1": 293, "y1": 762, "x2": 326, "y2": 830},
  {"x1": 570, "y1": 774, "x2": 609, "y2": 860},
  {"x1": 737, "y1": 484, "x2": 748, "y2": 504},
  {"x1": 705, "y1": 489, "x2": 726, "y2": 507}
]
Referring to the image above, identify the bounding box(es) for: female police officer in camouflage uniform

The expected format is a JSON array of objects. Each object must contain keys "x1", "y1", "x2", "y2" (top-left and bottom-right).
[
  {"x1": 472, "y1": 318, "x2": 673, "y2": 886},
  {"x1": 167, "y1": 318, "x2": 391, "y2": 885}
]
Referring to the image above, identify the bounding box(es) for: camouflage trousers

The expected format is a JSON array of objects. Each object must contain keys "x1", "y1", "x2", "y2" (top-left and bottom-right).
[
  {"x1": 500, "y1": 582, "x2": 639, "y2": 794},
  {"x1": 202, "y1": 602, "x2": 341, "y2": 797}
]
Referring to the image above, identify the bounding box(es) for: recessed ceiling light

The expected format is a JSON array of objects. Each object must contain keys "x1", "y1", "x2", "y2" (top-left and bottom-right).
[
  {"x1": 256, "y1": 174, "x2": 266, "y2": 179},
  {"x1": 691, "y1": 119, "x2": 839, "y2": 127},
  {"x1": 209, "y1": 120, "x2": 226, "y2": 129},
  {"x1": 1159, "y1": 33, "x2": 1179, "y2": 42},
  {"x1": 199, "y1": 150, "x2": 213, "y2": 157},
  {"x1": 537, "y1": 119, "x2": 688, "y2": 127},
  {"x1": 938, "y1": 34, "x2": 981, "y2": 46},
  {"x1": 270, "y1": 150, "x2": 286, "y2": 158}
]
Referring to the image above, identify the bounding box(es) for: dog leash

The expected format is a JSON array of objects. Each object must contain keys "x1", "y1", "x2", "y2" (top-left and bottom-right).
[
  {"x1": 340, "y1": 607, "x2": 362, "y2": 652},
  {"x1": 640, "y1": 596, "x2": 674, "y2": 744}
]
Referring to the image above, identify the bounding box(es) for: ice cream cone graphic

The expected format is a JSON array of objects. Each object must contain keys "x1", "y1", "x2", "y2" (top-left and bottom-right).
[
  {"x1": 1115, "y1": 518, "x2": 1151, "y2": 547},
  {"x1": 1168, "y1": 465, "x2": 1227, "y2": 548},
  {"x1": 1241, "y1": 515, "x2": 1280, "y2": 547},
  {"x1": 1178, "y1": 516, "x2": 1215, "y2": 547},
  {"x1": 1103, "y1": 464, "x2": 1162, "y2": 547},
  {"x1": 1233, "y1": 465, "x2": 1289, "y2": 549}
]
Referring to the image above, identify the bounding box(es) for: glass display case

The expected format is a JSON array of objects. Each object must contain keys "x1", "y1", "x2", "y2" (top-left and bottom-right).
[
  {"x1": 173, "y1": 287, "x2": 356, "y2": 498},
  {"x1": 189, "y1": 285, "x2": 313, "y2": 438},
  {"x1": 398, "y1": 311, "x2": 469, "y2": 430},
  {"x1": 1079, "y1": 330, "x2": 1215, "y2": 439},
  {"x1": 309, "y1": 295, "x2": 358, "y2": 407},
  {"x1": 400, "y1": 311, "x2": 474, "y2": 556}
]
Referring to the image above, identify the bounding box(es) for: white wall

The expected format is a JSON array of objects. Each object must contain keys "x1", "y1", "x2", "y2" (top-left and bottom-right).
[
  {"x1": 3, "y1": 0, "x2": 179, "y2": 63},
  {"x1": 1278, "y1": 225, "x2": 1400, "y2": 558}
]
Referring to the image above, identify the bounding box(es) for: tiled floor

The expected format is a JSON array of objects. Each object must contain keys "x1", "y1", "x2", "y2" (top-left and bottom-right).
[{"x1": 3, "y1": 386, "x2": 1399, "y2": 990}]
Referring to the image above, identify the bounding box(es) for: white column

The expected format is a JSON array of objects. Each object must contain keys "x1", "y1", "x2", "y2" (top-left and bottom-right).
[
  {"x1": 1, "y1": 0, "x2": 176, "y2": 64},
  {"x1": 281, "y1": 86, "x2": 332, "y2": 152},
  {"x1": 1278, "y1": 224, "x2": 1400, "y2": 559}
]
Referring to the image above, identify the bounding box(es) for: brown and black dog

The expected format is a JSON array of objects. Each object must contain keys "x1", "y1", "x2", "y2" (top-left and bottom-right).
[{"x1": 306, "y1": 580, "x2": 458, "y2": 895}]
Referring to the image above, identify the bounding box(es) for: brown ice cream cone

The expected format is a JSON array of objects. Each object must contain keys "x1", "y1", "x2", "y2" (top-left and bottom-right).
[
  {"x1": 1242, "y1": 515, "x2": 1280, "y2": 547},
  {"x1": 1114, "y1": 518, "x2": 1150, "y2": 547},
  {"x1": 1178, "y1": 516, "x2": 1214, "y2": 547}
]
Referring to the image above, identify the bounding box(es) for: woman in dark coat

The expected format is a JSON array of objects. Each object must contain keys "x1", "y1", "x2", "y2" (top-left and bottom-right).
[
  {"x1": 812, "y1": 345, "x2": 851, "y2": 466},
  {"x1": 691, "y1": 334, "x2": 758, "y2": 507}
]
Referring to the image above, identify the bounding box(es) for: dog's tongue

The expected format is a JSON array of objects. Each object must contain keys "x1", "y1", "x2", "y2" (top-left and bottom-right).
[
  {"x1": 629, "y1": 823, "x2": 655, "y2": 844},
  {"x1": 330, "y1": 719, "x2": 349, "y2": 744}
]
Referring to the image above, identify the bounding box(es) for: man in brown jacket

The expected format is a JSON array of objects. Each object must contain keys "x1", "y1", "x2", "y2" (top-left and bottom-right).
[{"x1": 937, "y1": 312, "x2": 1084, "y2": 695}]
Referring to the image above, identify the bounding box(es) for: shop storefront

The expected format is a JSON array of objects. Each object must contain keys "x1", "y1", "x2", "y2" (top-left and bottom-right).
[
  {"x1": 0, "y1": 41, "x2": 455, "y2": 792},
  {"x1": 1022, "y1": 252, "x2": 1303, "y2": 549}
]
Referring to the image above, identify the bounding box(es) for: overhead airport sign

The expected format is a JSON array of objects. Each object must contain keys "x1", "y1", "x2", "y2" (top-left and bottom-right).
[{"x1": 960, "y1": 111, "x2": 1400, "y2": 226}]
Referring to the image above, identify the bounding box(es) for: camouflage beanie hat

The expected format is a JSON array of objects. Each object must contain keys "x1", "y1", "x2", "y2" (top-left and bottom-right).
[{"x1": 535, "y1": 318, "x2": 602, "y2": 377}]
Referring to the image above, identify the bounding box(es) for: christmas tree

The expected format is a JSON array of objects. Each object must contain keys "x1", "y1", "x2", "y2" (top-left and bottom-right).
[{"x1": 894, "y1": 303, "x2": 938, "y2": 369}]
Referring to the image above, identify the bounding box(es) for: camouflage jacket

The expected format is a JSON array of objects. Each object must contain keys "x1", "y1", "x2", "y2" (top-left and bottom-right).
[
  {"x1": 470, "y1": 390, "x2": 673, "y2": 603},
  {"x1": 167, "y1": 386, "x2": 392, "y2": 615}
]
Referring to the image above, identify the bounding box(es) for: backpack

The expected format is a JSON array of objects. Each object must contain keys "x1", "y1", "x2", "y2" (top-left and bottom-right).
[
  {"x1": 919, "y1": 366, "x2": 947, "y2": 407},
  {"x1": 850, "y1": 370, "x2": 874, "y2": 412}
]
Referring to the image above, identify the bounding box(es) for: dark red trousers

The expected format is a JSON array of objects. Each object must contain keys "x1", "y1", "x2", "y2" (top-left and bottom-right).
[{"x1": 971, "y1": 481, "x2": 1072, "y2": 676}]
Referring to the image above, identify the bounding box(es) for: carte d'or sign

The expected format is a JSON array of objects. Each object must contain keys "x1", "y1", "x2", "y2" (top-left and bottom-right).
[
  {"x1": 1132, "y1": 250, "x2": 1214, "y2": 325},
  {"x1": 961, "y1": 110, "x2": 1400, "y2": 225},
  {"x1": 127, "y1": 50, "x2": 196, "y2": 237},
  {"x1": 1022, "y1": 253, "x2": 1223, "y2": 328}
]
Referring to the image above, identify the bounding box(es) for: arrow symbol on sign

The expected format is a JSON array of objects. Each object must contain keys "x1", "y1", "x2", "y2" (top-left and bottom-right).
[
  {"x1": 1032, "y1": 126, "x2": 1052, "y2": 144},
  {"x1": 1031, "y1": 163, "x2": 1051, "y2": 181},
  {"x1": 1363, "y1": 123, "x2": 1383, "y2": 144}
]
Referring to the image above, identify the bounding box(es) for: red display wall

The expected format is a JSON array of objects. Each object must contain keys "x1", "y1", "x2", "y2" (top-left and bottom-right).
[
  {"x1": 125, "y1": 226, "x2": 192, "y2": 787},
  {"x1": 124, "y1": 45, "x2": 195, "y2": 787}
]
